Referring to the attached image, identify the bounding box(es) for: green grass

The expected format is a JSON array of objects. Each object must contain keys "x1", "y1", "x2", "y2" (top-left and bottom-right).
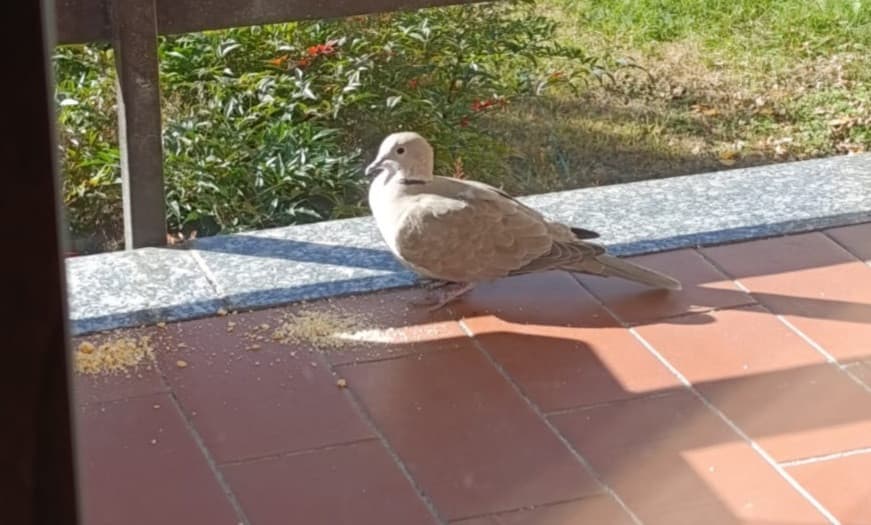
[
  {"x1": 558, "y1": 0, "x2": 870, "y2": 52},
  {"x1": 489, "y1": 0, "x2": 871, "y2": 194}
]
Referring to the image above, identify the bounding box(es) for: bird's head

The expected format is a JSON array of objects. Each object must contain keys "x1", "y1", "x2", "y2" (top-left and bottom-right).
[{"x1": 364, "y1": 132, "x2": 434, "y2": 183}]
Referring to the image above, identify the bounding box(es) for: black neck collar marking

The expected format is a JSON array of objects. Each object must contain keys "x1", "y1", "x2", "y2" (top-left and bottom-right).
[{"x1": 399, "y1": 179, "x2": 426, "y2": 185}]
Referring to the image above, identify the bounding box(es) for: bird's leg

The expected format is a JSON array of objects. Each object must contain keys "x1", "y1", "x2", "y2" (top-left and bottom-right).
[
  {"x1": 427, "y1": 282, "x2": 477, "y2": 312},
  {"x1": 420, "y1": 279, "x2": 454, "y2": 291}
]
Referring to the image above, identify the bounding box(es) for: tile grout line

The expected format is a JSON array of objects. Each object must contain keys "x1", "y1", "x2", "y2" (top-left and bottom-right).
[
  {"x1": 543, "y1": 391, "x2": 683, "y2": 417},
  {"x1": 327, "y1": 355, "x2": 451, "y2": 525},
  {"x1": 457, "y1": 319, "x2": 646, "y2": 525},
  {"x1": 187, "y1": 249, "x2": 231, "y2": 307},
  {"x1": 451, "y1": 494, "x2": 616, "y2": 523},
  {"x1": 767, "y1": 310, "x2": 871, "y2": 394},
  {"x1": 163, "y1": 390, "x2": 254, "y2": 525},
  {"x1": 146, "y1": 329, "x2": 252, "y2": 525},
  {"x1": 624, "y1": 325, "x2": 841, "y2": 525},
  {"x1": 820, "y1": 229, "x2": 871, "y2": 267},
  {"x1": 218, "y1": 436, "x2": 380, "y2": 467},
  {"x1": 695, "y1": 250, "x2": 871, "y2": 394},
  {"x1": 780, "y1": 446, "x2": 871, "y2": 468}
]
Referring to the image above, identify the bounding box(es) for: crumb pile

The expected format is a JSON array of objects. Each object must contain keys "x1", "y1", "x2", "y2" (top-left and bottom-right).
[
  {"x1": 269, "y1": 307, "x2": 375, "y2": 350},
  {"x1": 75, "y1": 335, "x2": 156, "y2": 375}
]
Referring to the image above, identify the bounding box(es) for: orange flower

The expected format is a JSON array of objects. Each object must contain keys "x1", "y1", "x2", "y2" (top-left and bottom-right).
[
  {"x1": 549, "y1": 71, "x2": 564, "y2": 80},
  {"x1": 407, "y1": 78, "x2": 419, "y2": 89},
  {"x1": 267, "y1": 54, "x2": 289, "y2": 67},
  {"x1": 296, "y1": 57, "x2": 311, "y2": 69}
]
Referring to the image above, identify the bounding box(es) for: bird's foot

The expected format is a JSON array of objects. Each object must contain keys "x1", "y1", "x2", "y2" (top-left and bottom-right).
[
  {"x1": 407, "y1": 282, "x2": 476, "y2": 311},
  {"x1": 425, "y1": 283, "x2": 476, "y2": 312}
]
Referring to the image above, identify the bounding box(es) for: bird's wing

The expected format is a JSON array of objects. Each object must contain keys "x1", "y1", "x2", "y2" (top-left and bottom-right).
[
  {"x1": 392, "y1": 177, "x2": 556, "y2": 282},
  {"x1": 457, "y1": 179, "x2": 599, "y2": 241}
]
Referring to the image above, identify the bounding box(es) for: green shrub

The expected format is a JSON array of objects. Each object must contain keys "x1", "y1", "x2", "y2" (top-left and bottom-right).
[{"x1": 54, "y1": 0, "x2": 598, "y2": 250}]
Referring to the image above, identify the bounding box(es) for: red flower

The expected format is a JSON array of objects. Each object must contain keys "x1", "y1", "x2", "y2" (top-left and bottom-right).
[
  {"x1": 549, "y1": 71, "x2": 564, "y2": 80},
  {"x1": 305, "y1": 42, "x2": 337, "y2": 58},
  {"x1": 296, "y1": 57, "x2": 311, "y2": 69},
  {"x1": 407, "y1": 78, "x2": 419, "y2": 89},
  {"x1": 471, "y1": 99, "x2": 498, "y2": 112}
]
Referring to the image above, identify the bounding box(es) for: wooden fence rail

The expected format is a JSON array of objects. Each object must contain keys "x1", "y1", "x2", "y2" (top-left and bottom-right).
[{"x1": 53, "y1": 0, "x2": 475, "y2": 248}]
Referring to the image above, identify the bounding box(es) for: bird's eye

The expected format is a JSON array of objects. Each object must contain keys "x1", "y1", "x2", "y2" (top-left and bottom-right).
[{"x1": 397, "y1": 147, "x2": 405, "y2": 155}]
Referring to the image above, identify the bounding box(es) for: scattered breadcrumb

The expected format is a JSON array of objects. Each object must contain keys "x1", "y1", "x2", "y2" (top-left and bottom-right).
[
  {"x1": 217, "y1": 308, "x2": 228, "y2": 316},
  {"x1": 175, "y1": 359, "x2": 189, "y2": 368},
  {"x1": 336, "y1": 378, "x2": 348, "y2": 388},
  {"x1": 75, "y1": 336, "x2": 155, "y2": 376},
  {"x1": 269, "y1": 308, "x2": 374, "y2": 350},
  {"x1": 156, "y1": 322, "x2": 166, "y2": 328}
]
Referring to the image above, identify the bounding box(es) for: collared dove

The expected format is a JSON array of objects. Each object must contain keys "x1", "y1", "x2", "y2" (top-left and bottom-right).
[{"x1": 365, "y1": 131, "x2": 681, "y2": 309}]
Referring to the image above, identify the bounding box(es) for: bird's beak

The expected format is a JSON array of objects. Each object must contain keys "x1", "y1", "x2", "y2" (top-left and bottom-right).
[{"x1": 364, "y1": 159, "x2": 383, "y2": 178}]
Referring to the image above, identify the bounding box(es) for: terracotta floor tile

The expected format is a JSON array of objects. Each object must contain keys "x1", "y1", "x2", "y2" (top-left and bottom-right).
[
  {"x1": 479, "y1": 328, "x2": 679, "y2": 412},
  {"x1": 636, "y1": 306, "x2": 826, "y2": 383},
  {"x1": 638, "y1": 304, "x2": 871, "y2": 461},
  {"x1": 223, "y1": 440, "x2": 437, "y2": 525},
  {"x1": 826, "y1": 222, "x2": 871, "y2": 261},
  {"x1": 788, "y1": 453, "x2": 871, "y2": 525},
  {"x1": 452, "y1": 495, "x2": 635, "y2": 525},
  {"x1": 551, "y1": 392, "x2": 828, "y2": 525},
  {"x1": 702, "y1": 233, "x2": 871, "y2": 361},
  {"x1": 288, "y1": 287, "x2": 468, "y2": 365},
  {"x1": 72, "y1": 328, "x2": 169, "y2": 405},
  {"x1": 577, "y1": 249, "x2": 754, "y2": 325},
  {"x1": 697, "y1": 363, "x2": 871, "y2": 462},
  {"x1": 454, "y1": 271, "x2": 680, "y2": 411},
  {"x1": 339, "y1": 347, "x2": 600, "y2": 520},
  {"x1": 75, "y1": 393, "x2": 240, "y2": 525},
  {"x1": 158, "y1": 312, "x2": 372, "y2": 463}
]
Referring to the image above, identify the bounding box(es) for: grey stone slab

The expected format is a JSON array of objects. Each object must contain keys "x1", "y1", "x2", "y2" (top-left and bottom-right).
[
  {"x1": 66, "y1": 153, "x2": 871, "y2": 334},
  {"x1": 66, "y1": 247, "x2": 223, "y2": 335},
  {"x1": 522, "y1": 153, "x2": 871, "y2": 255},
  {"x1": 188, "y1": 217, "x2": 416, "y2": 311}
]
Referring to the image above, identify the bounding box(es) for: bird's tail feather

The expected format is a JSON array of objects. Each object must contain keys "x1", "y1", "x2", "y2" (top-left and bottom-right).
[{"x1": 592, "y1": 254, "x2": 682, "y2": 290}]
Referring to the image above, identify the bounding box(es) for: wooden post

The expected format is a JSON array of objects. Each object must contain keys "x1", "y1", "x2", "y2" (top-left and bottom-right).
[{"x1": 111, "y1": 0, "x2": 167, "y2": 248}]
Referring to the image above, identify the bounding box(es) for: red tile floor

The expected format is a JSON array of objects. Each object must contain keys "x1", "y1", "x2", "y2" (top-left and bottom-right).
[{"x1": 72, "y1": 224, "x2": 871, "y2": 525}]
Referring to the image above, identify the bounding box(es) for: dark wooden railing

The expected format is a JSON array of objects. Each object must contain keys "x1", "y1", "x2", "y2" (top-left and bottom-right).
[{"x1": 54, "y1": 0, "x2": 475, "y2": 248}]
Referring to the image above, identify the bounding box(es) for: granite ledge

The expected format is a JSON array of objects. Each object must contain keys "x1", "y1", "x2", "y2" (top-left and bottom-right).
[{"x1": 66, "y1": 153, "x2": 871, "y2": 335}]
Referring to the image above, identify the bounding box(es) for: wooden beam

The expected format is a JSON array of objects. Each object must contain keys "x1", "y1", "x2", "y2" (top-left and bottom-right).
[
  {"x1": 111, "y1": 0, "x2": 167, "y2": 248},
  {"x1": 56, "y1": 0, "x2": 484, "y2": 45}
]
